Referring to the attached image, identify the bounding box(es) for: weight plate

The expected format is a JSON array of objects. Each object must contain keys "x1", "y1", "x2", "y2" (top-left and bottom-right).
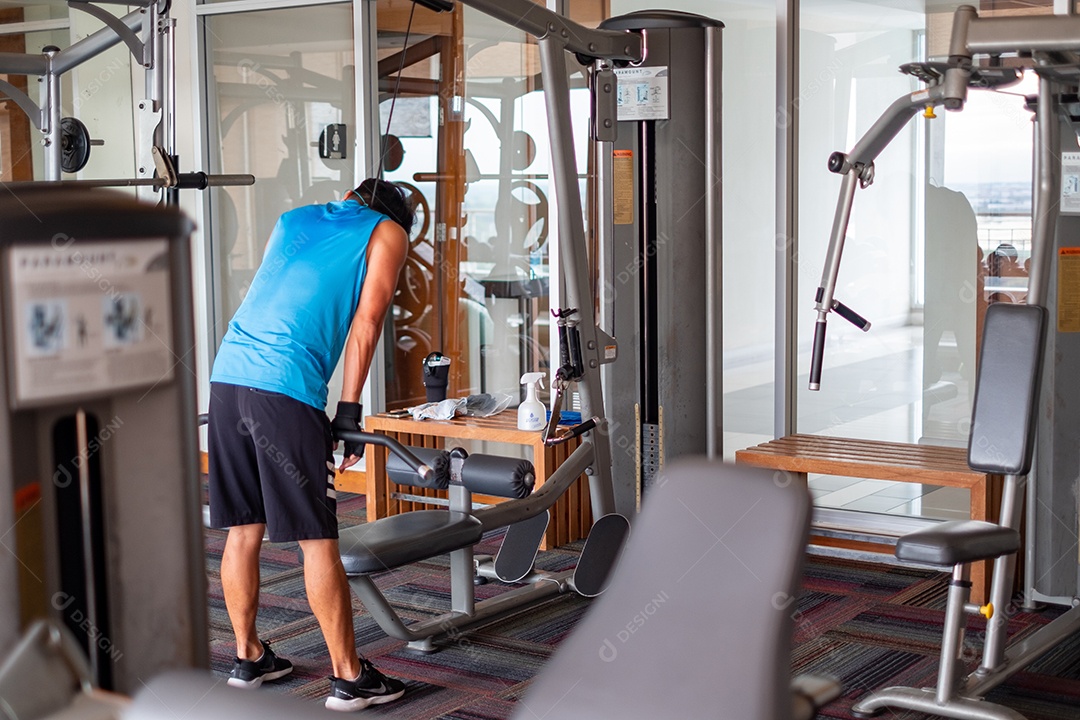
[{"x1": 60, "y1": 117, "x2": 91, "y2": 174}]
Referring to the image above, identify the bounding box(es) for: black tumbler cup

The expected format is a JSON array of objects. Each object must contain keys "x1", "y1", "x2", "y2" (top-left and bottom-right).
[{"x1": 422, "y1": 352, "x2": 450, "y2": 402}]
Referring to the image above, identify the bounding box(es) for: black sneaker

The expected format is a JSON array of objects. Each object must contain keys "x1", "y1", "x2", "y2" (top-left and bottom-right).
[
  {"x1": 325, "y1": 658, "x2": 406, "y2": 711},
  {"x1": 227, "y1": 640, "x2": 293, "y2": 689}
]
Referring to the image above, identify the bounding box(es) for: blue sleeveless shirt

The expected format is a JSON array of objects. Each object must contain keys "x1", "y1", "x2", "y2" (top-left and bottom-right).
[{"x1": 211, "y1": 200, "x2": 386, "y2": 409}]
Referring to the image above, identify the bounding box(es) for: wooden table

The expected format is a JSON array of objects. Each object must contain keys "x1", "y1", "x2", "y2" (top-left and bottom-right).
[
  {"x1": 364, "y1": 411, "x2": 592, "y2": 550},
  {"x1": 736, "y1": 434, "x2": 1002, "y2": 604}
]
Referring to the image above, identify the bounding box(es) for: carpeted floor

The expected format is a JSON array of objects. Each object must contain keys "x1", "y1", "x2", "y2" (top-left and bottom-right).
[{"x1": 205, "y1": 493, "x2": 1080, "y2": 719}]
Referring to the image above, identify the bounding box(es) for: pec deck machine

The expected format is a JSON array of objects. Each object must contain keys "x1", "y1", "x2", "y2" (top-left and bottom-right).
[{"x1": 812, "y1": 6, "x2": 1080, "y2": 720}]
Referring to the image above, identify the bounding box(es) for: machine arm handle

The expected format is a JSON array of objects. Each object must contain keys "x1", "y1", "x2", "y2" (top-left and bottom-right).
[
  {"x1": 543, "y1": 417, "x2": 598, "y2": 447},
  {"x1": 809, "y1": 298, "x2": 871, "y2": 391},
  {"x1": 809, "y1": 318, "x2": 827, "y2": 392},
  {"x1": 845, "y1": 92, "x2": 932, "y2": 169},
  {"x1": 831, "y1": 299, "x2": 871, "y2": 331},
  {"x1": 810, "y1": 82, "x2": 961, "y2": 391},
  {"x1": 333, "y1": 429, "x2": 435, "y2": 484}
]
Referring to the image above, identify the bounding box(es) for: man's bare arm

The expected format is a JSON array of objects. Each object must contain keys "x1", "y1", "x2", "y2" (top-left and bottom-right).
[{"x1": 337, "y1": 220, "x2": 408, "y2": 470}]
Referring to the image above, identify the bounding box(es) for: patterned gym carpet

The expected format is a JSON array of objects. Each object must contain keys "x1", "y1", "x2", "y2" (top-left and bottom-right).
[{"x1": 204, "y1": 493, "x2": 1080, "y2": 719}]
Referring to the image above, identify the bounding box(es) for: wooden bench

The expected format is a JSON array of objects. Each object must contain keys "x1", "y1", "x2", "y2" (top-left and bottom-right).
[
  {"x1": 364, "y1": 411, "x2": 592, "y2": 550},
  {"x1": 736, "y1": 434, "x2": 1002, "y2": 604}
]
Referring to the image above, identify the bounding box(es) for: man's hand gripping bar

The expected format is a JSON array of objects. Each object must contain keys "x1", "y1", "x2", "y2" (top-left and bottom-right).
[{"x1": 333, "y1": 429, "x2": 435, "y2": 483}]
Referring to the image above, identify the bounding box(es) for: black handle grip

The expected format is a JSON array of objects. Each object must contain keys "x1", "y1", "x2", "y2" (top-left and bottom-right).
[
  {"x1": 334, "y1": 429, "x2": 434, "y2": 483},
  {"x1": 832, "y1": 300, "x2": 872, "y2": 332},
  {"x1": 175, "y1": 172, "x2": 255, "y2": 190},
  {"x1": 809, "y1": 320, "x2": 827, "y2": 391},
  {"x1": 543, "y1": 417, "x2": 598, "y2": 447}
]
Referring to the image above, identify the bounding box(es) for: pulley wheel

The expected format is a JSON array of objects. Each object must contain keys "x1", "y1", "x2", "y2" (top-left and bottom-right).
[{"x1": 60, "y1": 117, "x2": 92, "y2": 174}]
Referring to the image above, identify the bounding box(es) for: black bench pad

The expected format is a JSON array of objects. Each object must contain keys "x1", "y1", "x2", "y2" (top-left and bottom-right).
[
  {"x1": 339, "y1": 510, "x2": 483, "y2": 575},
  {"x1": 896, "y1": 520, "x2": 1020, "y2": 567}
]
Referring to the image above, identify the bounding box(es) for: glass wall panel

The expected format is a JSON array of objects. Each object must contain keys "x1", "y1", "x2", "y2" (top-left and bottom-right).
[
  {"x1": 798, "y1": 9, "x2": 921, "y2": 445},
  {"x1": 204, "y1": 3, "x2": 354, "y2": 406},
  {"x1": 797, "y1": 2, "x2": 1049, "y2": 520},
  {"x1": 377, "y1": 2, "x2": 587, "y2": 409},
  {"x1": 609, "y1": 0, "x2": 777, "y2": 459}
]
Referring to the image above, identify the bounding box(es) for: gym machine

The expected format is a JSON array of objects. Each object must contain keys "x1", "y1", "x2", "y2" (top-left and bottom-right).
[
  {"x1": 597, "y1": 11, "x2": 724, "y2": 516},
  {"x1": 330, "y1": 0, "x2": 649, "y2": 653},
  {"x1": 0, "y1": 0, "x2": 251, "y2": 200},
  {"x1": 0, "y1": 189, "x2": 206, "y2": 695},
  {"x1": 811, "y1": 6, "x2": 1080, "y2": 719}
]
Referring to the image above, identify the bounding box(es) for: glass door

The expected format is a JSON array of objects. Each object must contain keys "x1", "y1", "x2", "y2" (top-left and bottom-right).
[
  {"x1": 376, "y1": 2, "x2": 565, "y2": 409},
  {"x1": 202, "y1": 1, "x2": 356, "y2": 406}
]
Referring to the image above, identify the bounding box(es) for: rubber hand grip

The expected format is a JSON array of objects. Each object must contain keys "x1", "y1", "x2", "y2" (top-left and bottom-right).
[
  {"x1": 832, "y1": 299, "x2": 872, "y2": 331},
  {"x1": 809, "y1": 320, "x2": 826, "y2": 391}
]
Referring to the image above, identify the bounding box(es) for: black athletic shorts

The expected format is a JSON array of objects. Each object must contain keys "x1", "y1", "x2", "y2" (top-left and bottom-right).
[{"x1": 208, "y1": 382, "x2": 338, "y2": 542}]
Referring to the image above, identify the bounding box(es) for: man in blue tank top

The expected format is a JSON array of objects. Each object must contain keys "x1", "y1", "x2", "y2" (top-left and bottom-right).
[{"x1": 208, "y1": 179, "x2": 413, "y2": 711}]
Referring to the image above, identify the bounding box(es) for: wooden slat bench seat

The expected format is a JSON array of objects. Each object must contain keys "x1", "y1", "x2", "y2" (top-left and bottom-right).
[{"x1": 736, "y1": 434, "x2": 1002, "y2": 603}]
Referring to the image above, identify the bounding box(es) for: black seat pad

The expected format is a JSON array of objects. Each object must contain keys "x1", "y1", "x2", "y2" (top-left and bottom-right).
[
  {"x1": 338, "y1": 510, "x2": 483, "y2": 576},
  {"x1": 896, "y1": 520, "x2": 1020, "y2": 567}
]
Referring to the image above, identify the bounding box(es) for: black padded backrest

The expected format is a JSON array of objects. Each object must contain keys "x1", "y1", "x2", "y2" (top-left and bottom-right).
[
  {"x1": 968, "y1": 303, "x2": 1047, "y2": 475},
  {"x1": 513, "y1": 459, "x2": 812, "y2": 720}
]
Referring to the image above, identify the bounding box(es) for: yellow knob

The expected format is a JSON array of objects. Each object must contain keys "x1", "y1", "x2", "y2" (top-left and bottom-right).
[
  {"x1": 924, "y1": 105, "x2": 937, "y2": 119},
  {"x1": 980, "y1": 603, "x2": 994, "y2": 619}
]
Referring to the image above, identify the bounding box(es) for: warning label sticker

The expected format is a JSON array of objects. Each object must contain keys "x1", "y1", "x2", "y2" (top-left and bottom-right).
[
  {"x1": 1058, "y1": 247, "x2": 1080, "y2": 332},
  {"x1": 613, "y1": 150, "x2": 634, "y2": 226}
]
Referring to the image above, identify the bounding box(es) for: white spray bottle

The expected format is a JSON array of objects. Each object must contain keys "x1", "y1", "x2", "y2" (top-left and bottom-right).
[{"x1": 518, "y1": 372, "x2": 546, "y2": 431}]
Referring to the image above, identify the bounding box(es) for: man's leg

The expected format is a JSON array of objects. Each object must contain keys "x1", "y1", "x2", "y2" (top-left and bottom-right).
[
  {"x1": 222, "y1": 522, "x2": 266, "y2": 660},
  {"x1": 298, "y1": 538, "x2": 360, "y2": 680}
]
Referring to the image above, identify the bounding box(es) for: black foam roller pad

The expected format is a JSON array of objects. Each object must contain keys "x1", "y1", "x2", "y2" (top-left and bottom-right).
[
  {"x1": 386, "y1": 447, "x2": 451, "y2": 489},
  {"x1": 461, "y1": 455, "x2": 535, "y2": 499}
]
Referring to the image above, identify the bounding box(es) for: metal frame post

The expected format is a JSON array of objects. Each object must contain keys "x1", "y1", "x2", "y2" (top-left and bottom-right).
[
  {"x1": 776, "y1": 0, "x2": 799, "y2": 437},
  {"x1": 448, "y1": 484, "x2": 475, "y2": 616},
  {"x1": 704, "y1": 25, "x2": 723, "y2": 457},
  {"x1": 979, "y1": 476, "x2": 1025, "y2": 672},
  {"x1": 42, "y1": 49, "x2": 61, "y2": 181},
  {"x1": 1027, "y1": 77, "x2": 1060, "y2": 308},
  {"x1": 537, "y1": 35, "x2": 616, "y2": 518}
]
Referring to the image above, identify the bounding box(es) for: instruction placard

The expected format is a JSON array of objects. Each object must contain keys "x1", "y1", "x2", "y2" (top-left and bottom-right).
[
  {"x1": 1059, "y1": 247, "x2": 1080, "y2": 332},
  {"x1": 6, "y1": 239, "x2": 174, "y2": 407},
  {"x1": 1062, "y1": 153, "x2": 1080, "y2": 215},
  {"x1": 613, "y1": 149, "x2": 635, "y2": 225},
  {"x1": 614, "y1": 66, "x2": 670, "y2": 121}
]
